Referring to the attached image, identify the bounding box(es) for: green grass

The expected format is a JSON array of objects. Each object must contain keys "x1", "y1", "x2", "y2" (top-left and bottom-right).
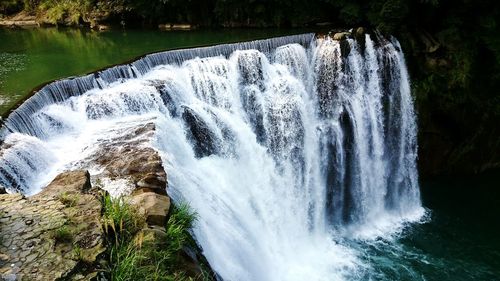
[
  {"x1": 102, "y1": 194, "x2": 145, "y2": 246},
  {"x1": 53, "y1": 224, "x2": 73, "y2": 243},
  {"x1": 102, "y1": 194, "x2": 209, "y2": 281},
  {"x1": 58, "y1": 192, "x2": 78, "y2": 207}
]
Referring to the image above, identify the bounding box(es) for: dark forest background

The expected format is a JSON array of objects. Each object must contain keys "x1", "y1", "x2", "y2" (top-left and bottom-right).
[{"x1": 1, "y1": 0, "x2": 499, "y2": 176}]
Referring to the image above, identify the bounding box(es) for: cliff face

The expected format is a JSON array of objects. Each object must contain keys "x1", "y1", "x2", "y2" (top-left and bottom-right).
[{"x1": 400, "y1": 30, "x2": 500, "y2": 177}]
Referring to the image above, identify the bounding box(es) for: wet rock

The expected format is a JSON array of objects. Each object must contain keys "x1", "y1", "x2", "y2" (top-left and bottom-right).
[
  {"x1": 182, "y1": 107, "x2": 220, "y2": 158},
  {"x1": 38, "y1": 170, "x2": 91, "y2": 197},
  {"x1": 354, "y1": 27, "x2": 366, "y2": 49},
  {"x1": 333, "y1": 31, "x2": 351, "y2": 41},
  {"x1": 355, "y1": 27, "x2": 365, "y2": 38},
  {"x1": 340, "y1": 39, "x2": 351, "y2": 57},
  {"x1": 135, "y1": 173, "x2": 168, "y2": 195},
  {"x1": 77, "y1": 120, "x2": 167, "y2": 197}
]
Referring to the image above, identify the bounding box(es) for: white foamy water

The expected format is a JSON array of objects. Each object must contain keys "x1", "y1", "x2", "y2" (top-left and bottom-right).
[{"x1": 0, "y1": 33, "x2": 425, "y2": 280}]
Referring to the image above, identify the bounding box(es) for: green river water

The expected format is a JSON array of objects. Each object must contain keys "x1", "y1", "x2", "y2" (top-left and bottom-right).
[
  {"x1": 0, "y1": 27, "x2": 498, "y2": 281},
  {"x1": 0, "y1": 27, "x2": 310, "y2": 115}
]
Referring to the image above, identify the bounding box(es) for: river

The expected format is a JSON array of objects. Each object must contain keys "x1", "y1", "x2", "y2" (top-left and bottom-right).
[
  {"x1": 0, "y1": 27, "x2": 311, "y2": 114},
  {"x1": 0, "y1": 27, "x2": 498, "y2": 280}
]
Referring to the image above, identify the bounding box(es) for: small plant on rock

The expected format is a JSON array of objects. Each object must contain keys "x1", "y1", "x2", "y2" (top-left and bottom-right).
[
  {"x1": 102, "y1": 194, "x2": 210, "y2": 281},
  {"x1": 59, "y1": 192, "x2": 78, "y2": 207},
  {"x1": 54, "y1": 225, "x2": 73, "y2": 243},
  {"x1": 102, "y1": 194, "x2": 145, "y2": 246}
]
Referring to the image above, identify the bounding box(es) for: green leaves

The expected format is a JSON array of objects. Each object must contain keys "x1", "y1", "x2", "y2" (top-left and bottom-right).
[{"x1": 103, "y1": 195, "x2": 205, "y2": 281}]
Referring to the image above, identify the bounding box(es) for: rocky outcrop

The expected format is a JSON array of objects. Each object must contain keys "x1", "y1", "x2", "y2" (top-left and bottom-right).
[
  {"x1": 130, "y1": 191, "x2": 171, "y2": 227},
  {"x1": 0, "y1": 170, "x2": 105, "y2": 281},
  {"x1": 78, "y1": 121, "x2": 166, "y2": 197},
  {"x1": 333, "y1": 31, "x2": 351, "y2": 40},
  {"x1": 0, "y1": 12, "x2": 37, "y2": 27},
  {"x1": 0, "y1": 116, "x2": 213, "y2": 280},
  {"x1": 76, "y1": 119, "x2": 210, "y2": 279}
]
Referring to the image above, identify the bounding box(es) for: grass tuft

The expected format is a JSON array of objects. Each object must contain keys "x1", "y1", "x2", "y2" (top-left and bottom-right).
[
  {"x1": 102, "y1": 194, "x2": 145, "y2": 247},
  {"x1": 53, "y1": 225, "x2": 73, "y2": 243},
  {"x1": 59, "y1": 192, "x2": 78, "y2": 207},
  {"x1": 102, "y1": 194, "x2": 209, "y2": 281}
]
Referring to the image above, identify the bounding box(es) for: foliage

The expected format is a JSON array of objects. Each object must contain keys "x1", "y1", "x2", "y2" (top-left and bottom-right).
[
  {"x1": 165, "y1": 203, "x2": 197, "y2": 254},
  {"x1": 58, "y1": 191, "x2": 78, "y2": 207},
  {"x1": 102, "y1": 194, "x2": 145, "y2": 246},
  {"x1": 102, "y1": 195, "x2": 207, "y2": 281},
  {"x1": 53, "y1": 224, "x2": 73, "y2": 243},
  {"x1": 0, "y1": 0, "x2": 23, "y2": 16}
]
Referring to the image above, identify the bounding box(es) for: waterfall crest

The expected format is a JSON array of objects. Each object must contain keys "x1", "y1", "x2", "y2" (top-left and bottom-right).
[{"x1": 0, "y1": 33, "x2": 424, "y2": 280}]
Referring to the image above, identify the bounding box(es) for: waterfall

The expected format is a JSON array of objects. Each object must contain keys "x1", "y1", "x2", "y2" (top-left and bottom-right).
[{"x1": 0, "y1": 33, "x2": 425, "y2": 280}]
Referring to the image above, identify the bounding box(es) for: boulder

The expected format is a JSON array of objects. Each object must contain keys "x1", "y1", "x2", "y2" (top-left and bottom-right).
[
  {"x1": 38, "y1": 170, "x2": 91, "y2": 197},
  {"x1": 129, "y1": 192, "x2": 171, "y2": 227},
  {"x1": 134, "y1": 226, "x2": 168, "y2": 248},
  {"x1": 182, "y1": 107, "x2": 220, "y2": 158},
  {"x1": 355, "y1": 27, "x2": 365, "y2": 38},
  {"x1": 78, "y1": 121, "x2": 167, "y2": 197},
  {"x1": 333, "y1": 32, "x2": 351, "y2": 41}
]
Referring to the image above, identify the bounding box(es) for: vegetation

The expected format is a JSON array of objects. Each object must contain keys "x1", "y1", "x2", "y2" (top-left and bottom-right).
[
  {"x1": 102, "y1": 194, "x2": 145, "y2": 247},
  {"x1": 102, "y1": 194, "x2": 208, "y2": 281},
  {"x1": 53, "y1": 224, "x2": 73, "y2": 243},
  {"x1": 58, "y1": 191, "x2": 78, "y2": 207}
]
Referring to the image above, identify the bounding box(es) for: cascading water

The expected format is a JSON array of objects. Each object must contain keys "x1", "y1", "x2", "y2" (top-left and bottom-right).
[{"x1": 0, "y1": 33, "x2": 425, "y2": 280}]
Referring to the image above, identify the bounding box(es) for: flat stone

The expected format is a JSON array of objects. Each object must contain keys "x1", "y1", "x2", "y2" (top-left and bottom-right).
[{"x1": 0, "y1": 170, "x2": 104, "y2": 280}]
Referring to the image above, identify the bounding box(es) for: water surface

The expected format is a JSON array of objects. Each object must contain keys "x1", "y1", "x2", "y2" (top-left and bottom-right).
[
  {"x1": 361, "y1": 173, "x2": 500, "y2": 280},
  {"x1": 0, "y1": 27, "x2": 310, "y2": 114},
  {"x1": 0, "y1": 27, "x2": 498, "y2": 281}
]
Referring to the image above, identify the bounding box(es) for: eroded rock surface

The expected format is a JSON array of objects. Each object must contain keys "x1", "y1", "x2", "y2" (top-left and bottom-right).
[
  {"x1": 77, "y1": 119, "x2": 167, "y2": 197},
  {"x1": 0, "y1": 119, "x2": 211, "y2": 280},
  {"x1": 0, "y1": 170, "x2": 104, "y2": 281}
]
